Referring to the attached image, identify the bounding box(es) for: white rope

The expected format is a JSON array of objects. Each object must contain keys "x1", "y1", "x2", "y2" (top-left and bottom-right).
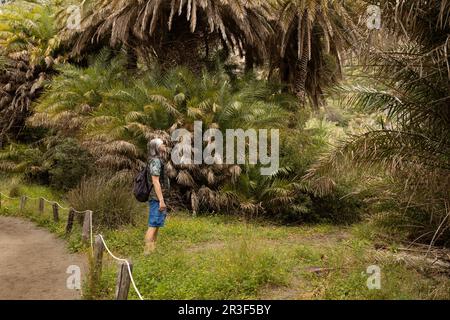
[
  {"x1": 25, "y1": 195, "x2": 42, "y2": 201},
  {"x1": 98, "y1": 234, "x2": 144, "y2": 301},
  {"x1": 2, "y1": 192, "x2": 92, "y2": 214},
  {"x1": 39, "y1": 198, "x2": 89, "y2": 214},
  {"x1": 74, "y1": 209, "x2": 90, "y2": 214},
  {"x1": 21, "y1": 195, "x2": 71, "y2": 211},
  {"x1": 89, "y1": 211, "x2": 93, "y2": 252},
  {"x1": 0, "y1": 192, "x2": 20, "y2": 200},
  {"x1": 2, "y1": 191, "x2": 140, "y2": 299},
  {"x1": 43, "y1": 198, "x2": 71, "y2": 211}
]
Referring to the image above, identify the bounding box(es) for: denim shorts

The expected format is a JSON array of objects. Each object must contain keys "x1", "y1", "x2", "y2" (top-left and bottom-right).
[{"x1": 148, "y1": 199, "x2": 167, "y2": 227}]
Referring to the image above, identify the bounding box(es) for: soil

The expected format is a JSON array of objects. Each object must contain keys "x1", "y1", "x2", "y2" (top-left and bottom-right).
[{"x1": 0, "y1": 216, "x2": 86, "y2": 300}]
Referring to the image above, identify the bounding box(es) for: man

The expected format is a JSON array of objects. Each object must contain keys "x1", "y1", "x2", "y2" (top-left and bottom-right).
[{"x1": 144, "y1": 138, "x2": 169, "y2": 254}]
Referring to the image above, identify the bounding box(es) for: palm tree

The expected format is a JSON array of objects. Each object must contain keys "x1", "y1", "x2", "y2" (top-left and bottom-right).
[
  {"x1": 0, "y1": 0, "x2": 60, "y2": 147},
  {"x1": 29, "y1": 50, "x2": 128, "y2": 136},
  {"x1": 61, "y1": 0, "x2": 357, "y2": 108},
  {"x1": 271, "y1": 0, "x2": 357, "y2": 107},
  {"x1": 305, "y1": 0, "x2": 450, "y2": 244},
  {"x1": 60, "y1": 0, "x2": 272, "y2": 70},
  {"x1": 30, "y1": 54, "x2": 298, "y2": 215}
]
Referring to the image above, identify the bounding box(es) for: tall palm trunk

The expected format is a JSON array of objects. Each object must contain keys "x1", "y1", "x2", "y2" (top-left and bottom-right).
[
  {"x1": 294, "y1": 48, "x2": 309, "y2": 104},
  {"x1": 293, "y1": 10, "x2": 311, "y2": 106},
  {"x1": 245, "y1": 45, "x2": 255, "y2": 73},
  {"x1": 125, "y1": 46, "x2": 138, "y2": 70}
]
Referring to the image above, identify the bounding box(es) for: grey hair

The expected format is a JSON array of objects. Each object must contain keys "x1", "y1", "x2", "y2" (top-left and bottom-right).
[{"x1": 148, "y1": 138, "x2": 164, "y2": 158}]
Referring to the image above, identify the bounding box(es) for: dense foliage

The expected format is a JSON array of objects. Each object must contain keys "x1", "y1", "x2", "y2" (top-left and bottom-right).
[
  {"x1": 0, "y1": 0, "x2": 449, "y2": 247},
  {"x1": 305, "y1": 0, "x2": 450, "y2": 244},
  {"x1": 24, "y1": 50, "x2": 356, "y2": 222}
]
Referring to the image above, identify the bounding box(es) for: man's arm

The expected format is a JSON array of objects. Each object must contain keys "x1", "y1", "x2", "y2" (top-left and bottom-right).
[{"x1": 152, "y1": 176, "x2": 166, "y2": 211}]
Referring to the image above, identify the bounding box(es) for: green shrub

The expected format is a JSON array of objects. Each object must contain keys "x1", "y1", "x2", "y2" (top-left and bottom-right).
[
  {"x1": 308, "y1": 192, "x2": 363, "y2": 224},
  {"x1": 44, "y1": 139, "x2": 93, "y2": 191},
  {"x1": 9, "y1": 184, "x2": 22, "y2": 198},
  {"x1": 368, "y1": 208, "x2": 450, "y2": 246},
  {"x1": 67, "y1": 176, "x2": 140, "y2": 229},
  {"x1": 21, "y1": 138, "x2": 93, "y2": 190}
]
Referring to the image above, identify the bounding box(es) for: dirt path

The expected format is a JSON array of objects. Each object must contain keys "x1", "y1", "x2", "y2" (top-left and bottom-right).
[{"x1": 0, "y1": 216, "x2": 86, "y2": 300}]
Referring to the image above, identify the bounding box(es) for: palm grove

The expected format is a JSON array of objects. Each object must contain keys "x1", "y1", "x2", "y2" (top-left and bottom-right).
[{"x1": 1, "y1": 0, "x2": 449, "y2": 245}]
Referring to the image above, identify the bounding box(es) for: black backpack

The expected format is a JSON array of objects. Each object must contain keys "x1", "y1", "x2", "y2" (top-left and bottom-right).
[{"x1": 133, "y1": 163, "x2": 152, "y2": 202}]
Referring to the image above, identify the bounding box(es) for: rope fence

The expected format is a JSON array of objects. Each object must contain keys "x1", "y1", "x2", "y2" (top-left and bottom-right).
[
  {"x1": 0, "y1": 191, "x2": 144, "y2": 300},
  {"x1": 97, "y1": 235, "x2": 144, "y2": 300}
]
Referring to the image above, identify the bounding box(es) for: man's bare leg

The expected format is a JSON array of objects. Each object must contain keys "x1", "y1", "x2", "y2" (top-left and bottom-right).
[{"x1": 144, "y1": 227, "x2": 159, "y2": 254}]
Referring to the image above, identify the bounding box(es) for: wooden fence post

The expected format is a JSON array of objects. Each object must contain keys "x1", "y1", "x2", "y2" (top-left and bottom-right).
[
  {"x1": 65, "y1": 208, "x2": 75, "y2": 235},
  {"x1": 82, "y1": 210, "x2": 92, "y2": 245},
  {"x1": 38, "y1": 197, "x2": 44, "y2": 214},
  {"x1": 76, "y1": 210, "x2": 84, "y2": 226},
  {"x1": 19, "y1": 196, "x2": 27, "y2": 212},
  {"x1": 115, "y1": 260, "x2": 133, "y2": 300},
  {"x1": 52, "y1": 202, "x2": 59, "y2": 222},
  {"x1": 93, "y1": 235, "x2": 104, "y2": 283}
]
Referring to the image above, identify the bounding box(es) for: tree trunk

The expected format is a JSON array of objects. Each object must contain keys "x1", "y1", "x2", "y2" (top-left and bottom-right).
[
  {"x1": 204, "y1": 34, "x2": 210, "y2": 60},
  {"x1": 280, "y1": 57, "x2": 291, "y2": 93},
  {"x1": 125, "y1": 47, "x2": 138, "y2": 70},
  {"x1": 245, "y1": 46, "x2": 255, "y2": 73},
  {"x1": 294, "y1": 49, "x2": 309, "y2": 105}
]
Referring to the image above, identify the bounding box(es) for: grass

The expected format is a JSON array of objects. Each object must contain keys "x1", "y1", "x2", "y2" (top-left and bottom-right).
[
  {"x1": 0, "y1": 176, "x2": 85, "y2": 252},
  {"x1": 1, "y1": 176, "x2": 450, "y2": 300}
]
